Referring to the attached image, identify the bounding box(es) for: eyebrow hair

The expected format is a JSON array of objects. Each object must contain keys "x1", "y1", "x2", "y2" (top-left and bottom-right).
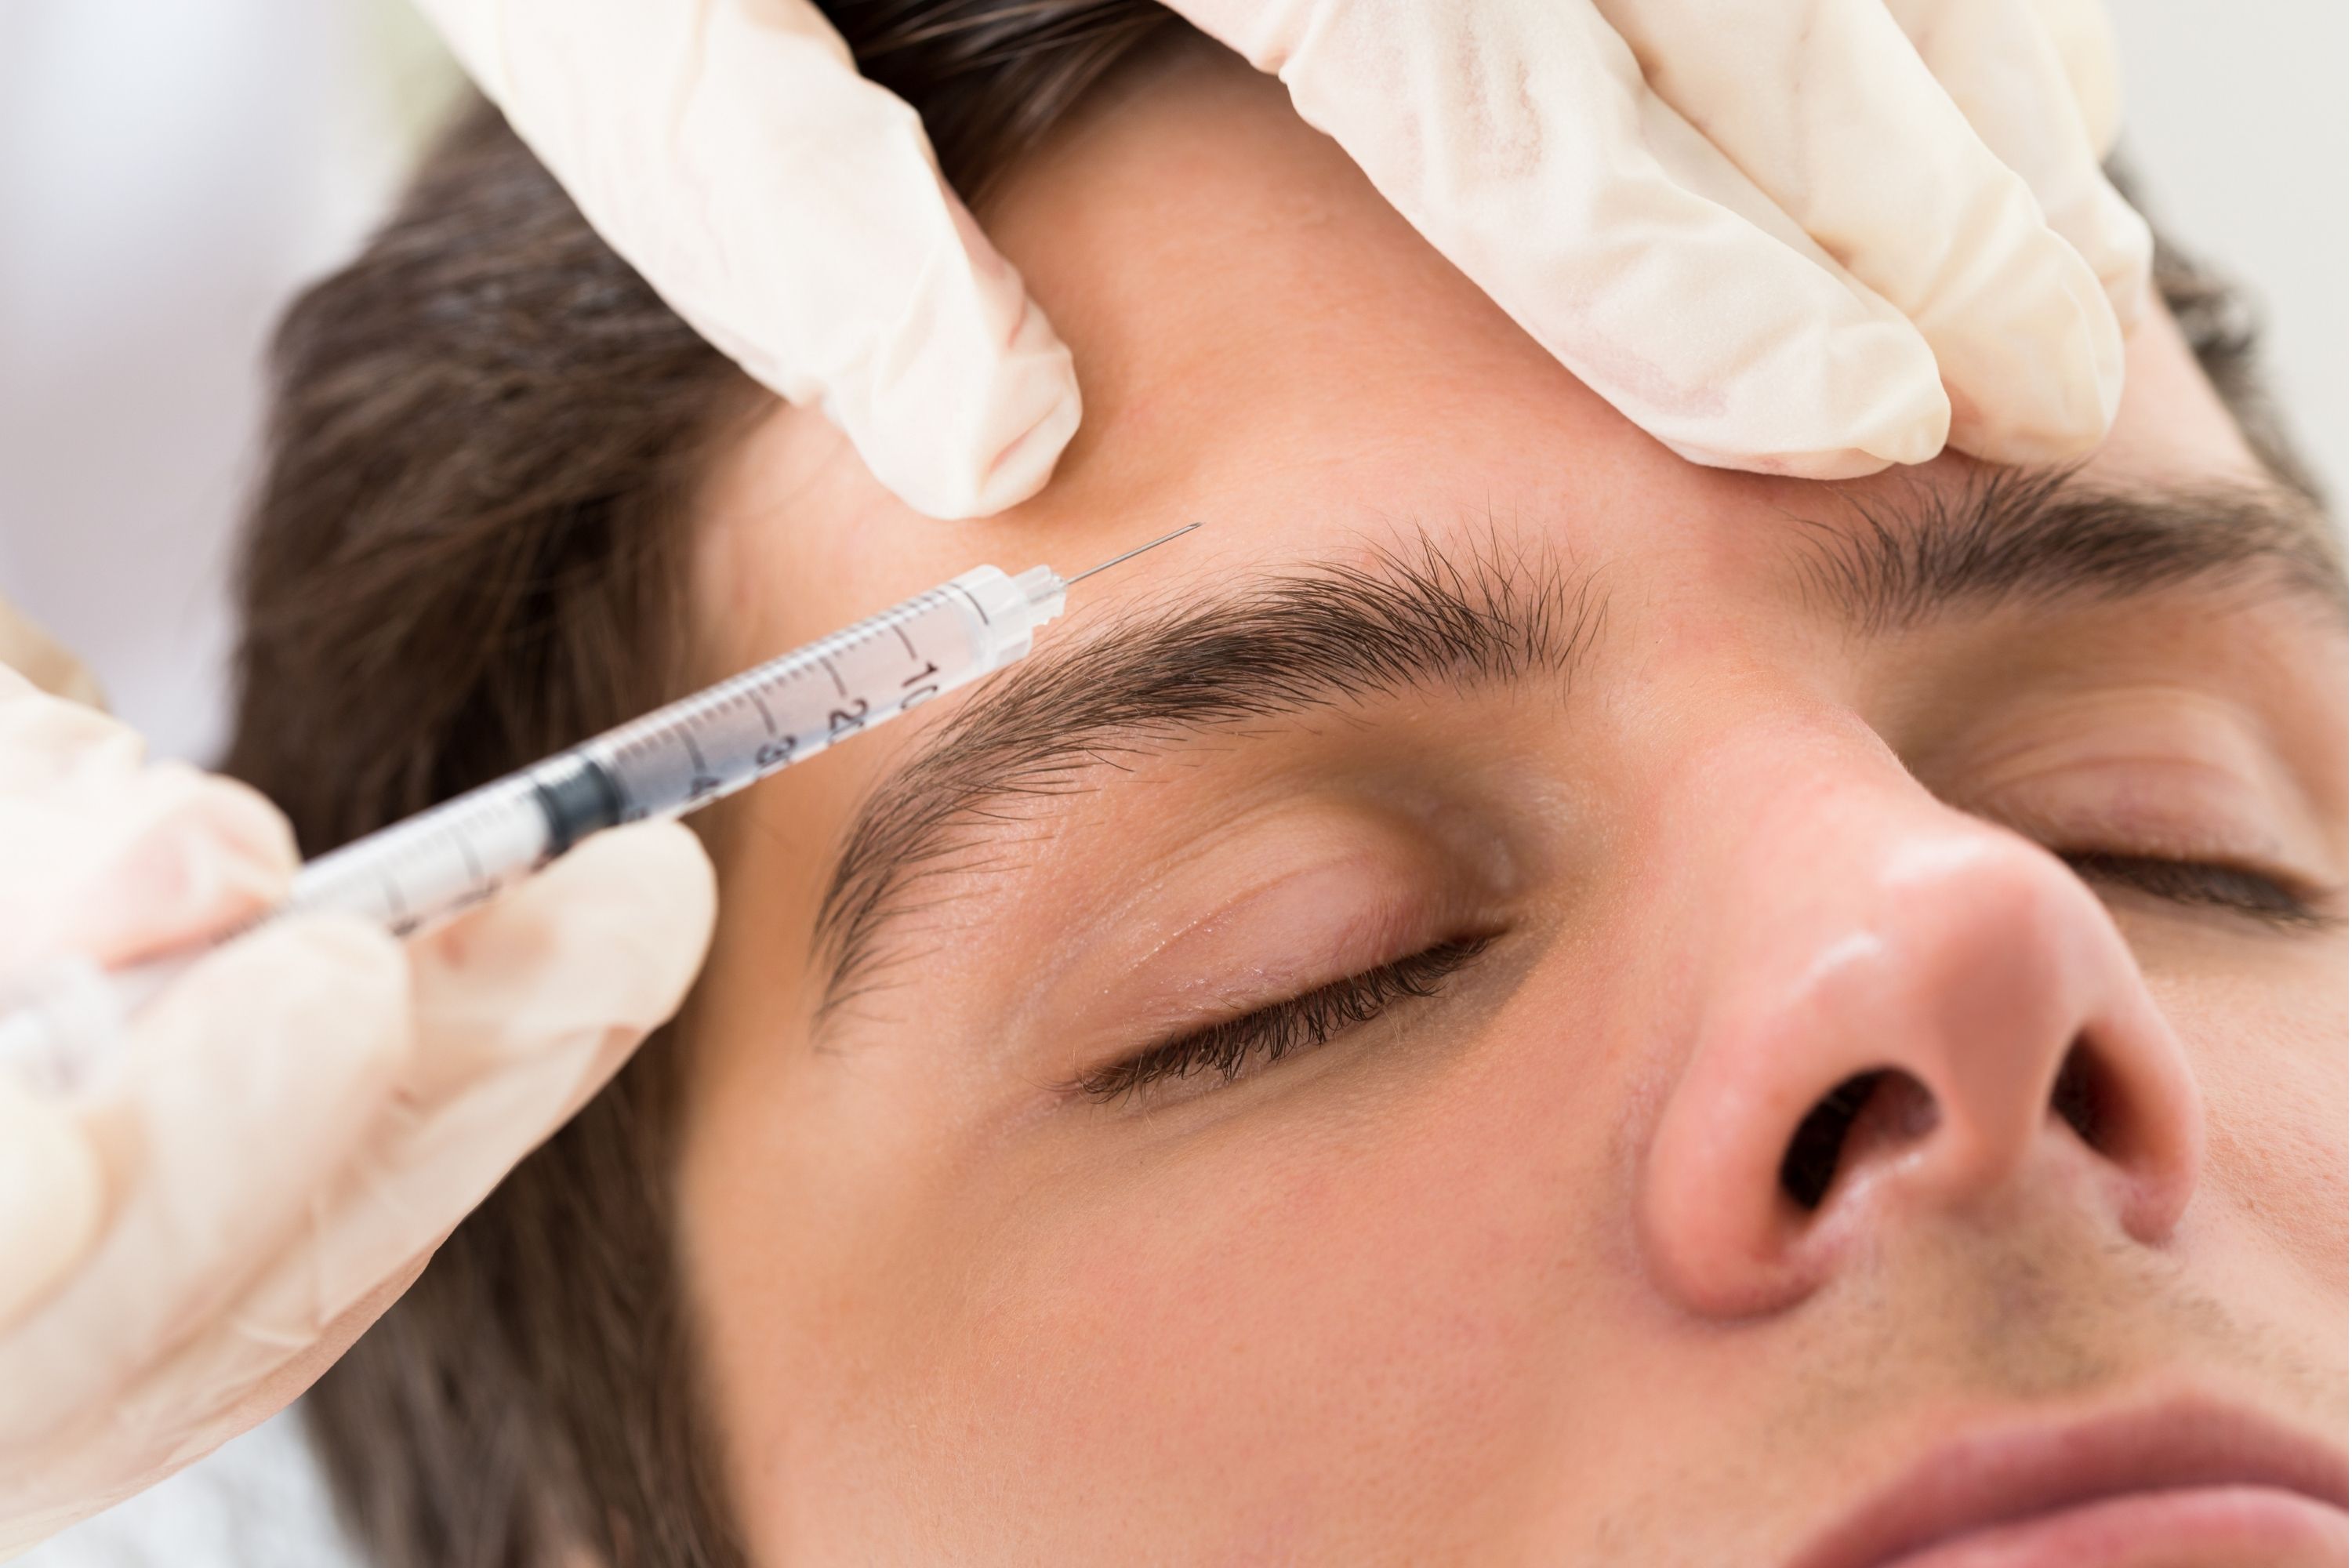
[
  {"x1": 810, "y1": 534, "x2": 1603, "y2": 1019},
  {"x1": 1791, "y1": 466, "x2": 2347, "y2": 635},
  {"x1": 808, "y1": 473, "x2": 2343, "y2": 1022}
]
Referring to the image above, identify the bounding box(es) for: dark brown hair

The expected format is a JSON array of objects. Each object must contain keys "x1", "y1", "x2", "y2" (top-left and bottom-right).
[
  {"x1": 223, "y1": 26, "x2": 2308, "y2": 1565},
  {"x1": 227, "y1": 6, "x2": 1171, "y2": 1566}
]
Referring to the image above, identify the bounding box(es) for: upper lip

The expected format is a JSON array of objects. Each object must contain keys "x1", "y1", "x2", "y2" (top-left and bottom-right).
[{"x1": 1784, "y1": 1395, "x2": 2348, "y2": 1568}]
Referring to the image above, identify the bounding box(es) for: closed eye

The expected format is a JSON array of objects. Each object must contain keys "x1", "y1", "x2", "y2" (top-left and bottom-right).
[
  {"x1": 1077, "y1": 936, "x2": 1494, "y2": 1105},
  {"x1": 2061, "y1": 851, "x2": 2339, "y2": 929}
]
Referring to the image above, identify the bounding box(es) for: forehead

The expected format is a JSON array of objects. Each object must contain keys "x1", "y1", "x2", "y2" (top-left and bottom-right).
[{"x1": 695, "y1": 38, "x2": 2272, "y2": 671}]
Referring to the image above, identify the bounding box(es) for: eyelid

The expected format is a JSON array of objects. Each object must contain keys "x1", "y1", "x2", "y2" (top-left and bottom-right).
[
  {"x1": 1007, "y1": 793, "x2": 1518, "y2": 1059},
  {"x1": 1075, "y1": 935, "x2": 1495, "y2": 1105},
  {"x1": 2061, "y1": 849, "x2": 2343, "y2": 930},
  {"x1": 1940, "y1": 688, "x2": 2334, "y2": 875}
]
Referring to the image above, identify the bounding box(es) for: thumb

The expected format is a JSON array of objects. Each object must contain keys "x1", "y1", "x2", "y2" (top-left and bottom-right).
[
  {"x1": 397, "y1": 818, "x2": 717, "y2": 1116},
  {"x1": 289, "y1": 819, "x2": 717, "y2": 1326}
]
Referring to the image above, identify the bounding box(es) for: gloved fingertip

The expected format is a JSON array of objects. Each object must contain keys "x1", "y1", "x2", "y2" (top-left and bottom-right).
[
  {"x1": 1726, "y1": 447, "x2": 1900, "y2": 483},
  {"x1": 2087, "y1": 180, "x2": 2154, "y2": 328},
  {"x1": 1651, "y1": 396, "x2": 1944, "y2": 481},
  {"x1": 536, "y1": 822, "x2": 718, "y2": 1018},
  {"x1": 967, "y1": 368, "x2": 1085, "y2": 518},
  {"x1": 1938, "y1": 240, "x2": 2125, "y2": 467},
  {"x1": 1944, "y1": 386, "x2": 2114, "y2": 466},
  {"x1": 0, "y1": 1080, "x2": 104, "y2": 1331},
  {"x1": 60, "y1": 771, "x2": 299, "y2": 967},
  {"x1": 0, "y1": 681, "x2": 142, "y2": 796},
  {"x1": 862, "y1": 327, "x2": 1083, "y2": 521},
  {"x1": 149, "y1": 913, "x2": 414, "y2": 1090},
  {"x1": 1798, "y1": 325, "x2": 1953, "y2": 474},
  {"x1": 2029, "y1": 0, "x2": 2125, "y2": 155},
  {"x1": 414, "y1": 820, "x2": 717, "y2": 1047},
  {"x1": 829, "y1": 187, "x2": 1084, "y2": 521},
  {"x1": 1946, "y1": 318, "x2": 2122, "y2": 466},
  {"x1": 543, "y1": 818, "x2": 718, "y2": 941},
  {"x1": 1855, "y1": 400, "x2": 1954, "y2": 471}
]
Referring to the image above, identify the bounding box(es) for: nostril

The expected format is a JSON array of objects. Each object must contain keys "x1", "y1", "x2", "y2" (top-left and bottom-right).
[
  {"x1": 1773, "y1": 1044, "x2": 2122, "y2": 1215},
  {"x1": 2049, "y1": 1039, "x2": 2109, "y2": 1150},
  {"x1": 1778, "y1": 1069, "x2": 1940, "y2": 1211},
  {"x1": 1780, "y1": 1071, "x2": 1880, "y2": 1210}
]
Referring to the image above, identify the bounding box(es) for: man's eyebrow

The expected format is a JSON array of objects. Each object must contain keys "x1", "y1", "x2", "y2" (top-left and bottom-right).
[
  {"x1": 1792, "y1": 466, "x2": 2347, "y2": 634},
  {"x1": 811, "y1": 535, "x2": 1602, "y2": 1018}
]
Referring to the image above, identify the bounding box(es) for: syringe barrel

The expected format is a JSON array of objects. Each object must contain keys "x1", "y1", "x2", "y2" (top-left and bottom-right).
[
  {"x1": 284, "y1": 772, "x2": 553, "y2": 935},
  {"x1": 2, "y1": 549, "x2": 1138, "y2": 1096},
  {"x1": 285, "y1": 566, "x2": 1051, "y2": 941},
  {"x1": 579, "y1": 564, "x2": 1044, "y2": 824}
]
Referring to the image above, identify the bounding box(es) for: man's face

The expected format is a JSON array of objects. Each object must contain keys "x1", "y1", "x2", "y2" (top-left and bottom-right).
[{"x1": 673, "y1": 40, "x2": 2346, "y2": 1566}]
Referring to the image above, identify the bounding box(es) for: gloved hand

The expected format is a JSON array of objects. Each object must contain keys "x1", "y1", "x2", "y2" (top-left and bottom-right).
[
  {"x1": 415, "y1": 0, "x2": 2147, "y2": 513},
  {"x1": 0, "y1": 669, "x2": 716, "y2": 1555}
]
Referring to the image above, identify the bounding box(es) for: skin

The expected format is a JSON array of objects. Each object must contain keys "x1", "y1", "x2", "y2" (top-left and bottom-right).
[{"x1": 674, "y1": 37, "x2": 2345, "y2": 1566}]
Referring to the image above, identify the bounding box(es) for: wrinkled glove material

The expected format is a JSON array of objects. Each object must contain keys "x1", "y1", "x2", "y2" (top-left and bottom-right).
[
  {"x1": 420, "y1": 0, "x2": 2147, "y2": 506},
  {"x1": 0, "y1": 668, "x2": 715, "y2": 1555}
]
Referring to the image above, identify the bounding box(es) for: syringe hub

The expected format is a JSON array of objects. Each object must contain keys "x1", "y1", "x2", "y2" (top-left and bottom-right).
[{"x1": 1014, "y1": 564, "x2": 1069, "y2": 627}]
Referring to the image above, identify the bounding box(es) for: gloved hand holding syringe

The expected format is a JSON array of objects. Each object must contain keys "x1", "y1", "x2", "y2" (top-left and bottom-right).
[
  {"x1": 0, "y1": 525, "x2": 1196, "y2": 1101},
  {"x1": 0, "y1": 528, "x2": 1189, "y2": 1553}
]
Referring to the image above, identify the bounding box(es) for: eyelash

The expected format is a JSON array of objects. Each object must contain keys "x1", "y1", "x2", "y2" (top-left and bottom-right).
[
  {"x1": 1075, "y1": 852, "x2": 2321, "y2": 1107},
  {"x1": 1078, "y1": 936, "x2": 1494, "y2": 1104},
  {"x1": 2060, "y1": 851, "x2": 2336, "y2": 928}
]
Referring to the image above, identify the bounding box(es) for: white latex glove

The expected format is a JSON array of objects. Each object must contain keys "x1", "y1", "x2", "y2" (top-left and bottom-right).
[
  {"x1": 1178, "y1": 0, "x2": 2150, "y2": 474},
  {"x1": 0, "y1": 670, "x2": 717, "y2": 1555},
  {"x1": 415, "y1": 0, "x2": 2147, "y2": 510}
]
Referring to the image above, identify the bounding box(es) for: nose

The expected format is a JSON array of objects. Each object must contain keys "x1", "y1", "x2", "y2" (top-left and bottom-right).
[{"x1": 1637, "y1": 738, "x2": 2204, "y2": 1319}]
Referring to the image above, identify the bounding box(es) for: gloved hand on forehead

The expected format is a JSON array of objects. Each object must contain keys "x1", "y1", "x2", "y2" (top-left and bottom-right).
[
  {"x1": 0, "y1": 669, "x2": 715, "y2": 1553},
  {"x1": 416, "y1": 0, "x2": 2148, "y2": 514}
]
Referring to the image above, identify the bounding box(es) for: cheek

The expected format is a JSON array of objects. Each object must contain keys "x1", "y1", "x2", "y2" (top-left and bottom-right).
[
  {"x1": 2169, "y1": 960, "x2": 2348, "y2": 1296},
  {"x1": 816, "y1": 1066, "x2": 1621, "y2": 1555}
]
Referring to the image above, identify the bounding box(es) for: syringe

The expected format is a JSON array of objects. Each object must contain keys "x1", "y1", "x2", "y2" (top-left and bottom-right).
[{"x1": 0, "y1": 524, "x2": 1199, "y2": 1094}]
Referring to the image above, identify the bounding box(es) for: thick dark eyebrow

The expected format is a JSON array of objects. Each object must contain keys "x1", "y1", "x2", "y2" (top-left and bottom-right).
[
  {"x1": 1791, "y1": 466, "x2": 2347, "y2": 634},
  {"x1": 810, "y1": 535, "x2": 1602, "y2": 1020}
]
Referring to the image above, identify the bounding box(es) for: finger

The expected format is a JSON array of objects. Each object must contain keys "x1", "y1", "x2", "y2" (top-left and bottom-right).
[
  {"x1": 6, "y1": 821, "x2": 714, "y2": 1479},
  {"x1": 1592, "y1": 0, "x2": 2125, "y2": 465},
  {"x1": 0, "y1": 1081, "x2": 103, "y2": 1331},
  {"x1": 415, "y1": 0, "x2": 1080, "y2": 519},
  {"x1": 293, "y1": 819, "x2": 714, "y2": 1320},
  {"x1": 47, "y1": 766, "x2": 295, "y2": 967},
  {"x1": 1178, "y1": 0, "x2": 1951, "y2": 477},
  {"x1": 1886, "y1": 0, "x2": 2150, "y2": 327},
  {"x1": 81, "y1": 1247, "x2": 432, "y2": 1523},
  {"x1": 0, "y1": 684, "x2": 296, "y2": 971},
  {"x1": 0, "y1": 916, "x2": 409, "y2": 1455},
  {"x1": 2023, "y1": 0, "x2": 2125, "y2": 155},
  {"x1": 0, "y1": 671, "x2": 140, "y2": 798},
  {"x1": 0, "y1": 763, "x2": 295, "y2": 971},
  {"x1": 397, "y1": 818, "x2": 715, "y2": 1115}
]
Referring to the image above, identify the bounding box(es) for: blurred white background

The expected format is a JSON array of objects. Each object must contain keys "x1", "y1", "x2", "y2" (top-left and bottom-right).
[
  {"x1": 1, "y1": 0, "x2": 458, "y2": 764},
  {"x1": 3, "y1": 3, "x2": 2345, "y2": 1565}
]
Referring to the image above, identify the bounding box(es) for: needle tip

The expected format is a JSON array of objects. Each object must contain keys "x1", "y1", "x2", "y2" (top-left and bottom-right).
[{"x1": 1063, "y1": 521, "x2": 1203, "y2": 586}]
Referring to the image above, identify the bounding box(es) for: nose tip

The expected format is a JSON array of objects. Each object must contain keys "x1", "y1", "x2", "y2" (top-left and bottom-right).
[{"x1": 1639, "y1": 827, "x2": 2203, "y2": 1319}]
